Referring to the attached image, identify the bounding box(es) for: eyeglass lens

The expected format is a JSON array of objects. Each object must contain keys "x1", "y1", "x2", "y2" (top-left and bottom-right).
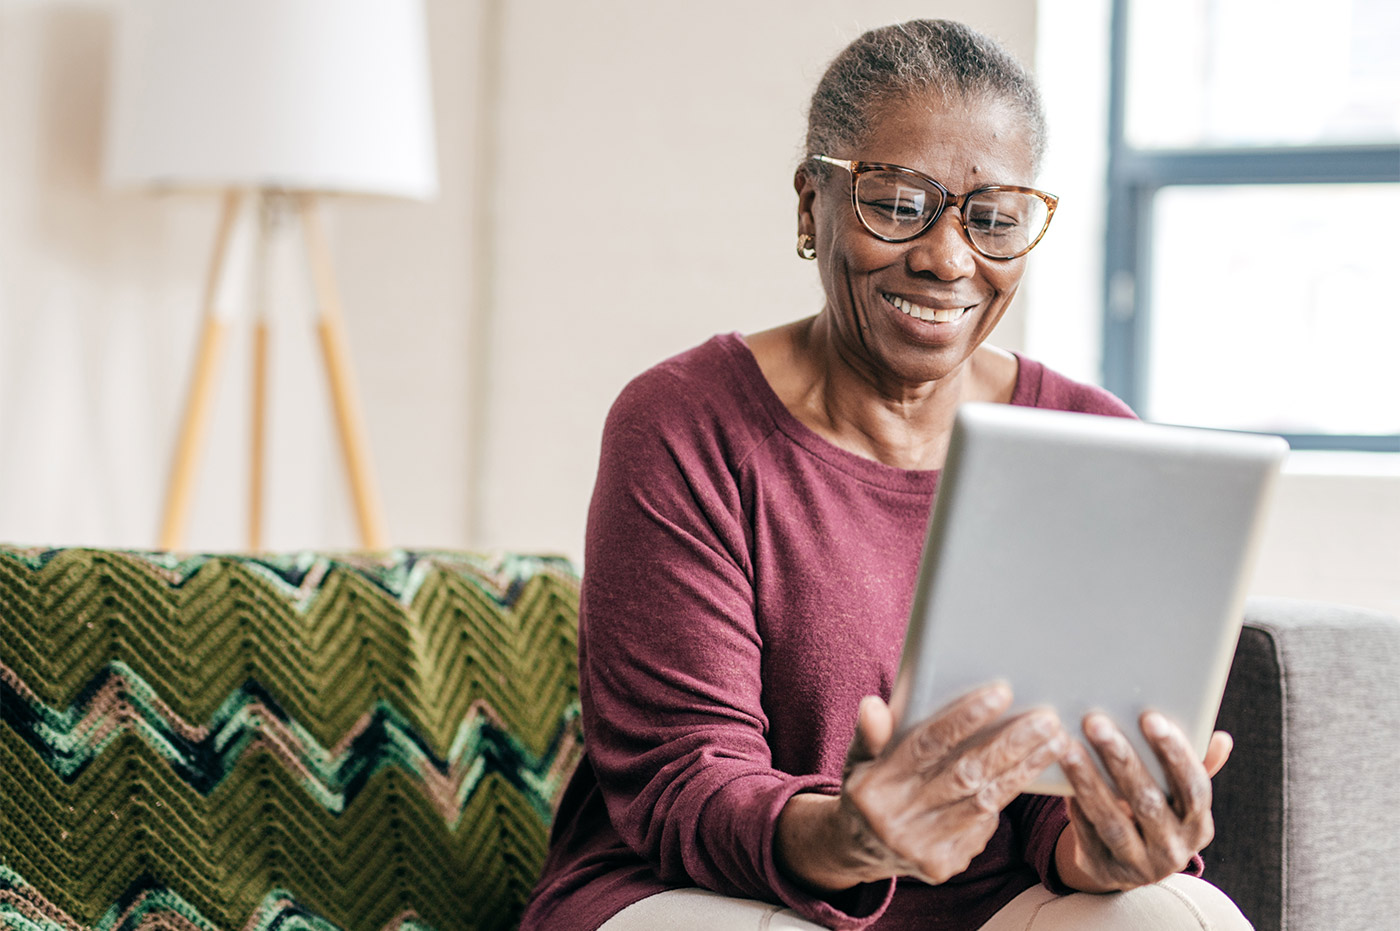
[{"x1": 854, "y1": 170, "x2": 1050, "y2": 258}]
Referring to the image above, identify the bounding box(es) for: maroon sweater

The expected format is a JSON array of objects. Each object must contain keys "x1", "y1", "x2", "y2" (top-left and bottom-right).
[{"x1": 522, "y1": 334, "x2": 1138, "y2": 931}]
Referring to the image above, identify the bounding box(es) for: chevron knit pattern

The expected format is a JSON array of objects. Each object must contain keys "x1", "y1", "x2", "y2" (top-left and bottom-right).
[{"x1": 0, "y1": 546, "x2": 583, "y2": 931}]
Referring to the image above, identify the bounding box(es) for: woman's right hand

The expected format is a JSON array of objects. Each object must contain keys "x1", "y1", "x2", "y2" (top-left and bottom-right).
[{"x1": 776, "y1": 683, "x2": 1067, "y2": 892}]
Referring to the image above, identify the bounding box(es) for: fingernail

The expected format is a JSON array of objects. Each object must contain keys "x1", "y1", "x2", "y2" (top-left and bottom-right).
[
  {"x1": 1030, "y1": 712, "x2": 1057, "y2": 736},
  {"x1": 1086, "y1": 714, "x2": 1114, "y2": 742},
  {"x1": 1046, "y1": 734, "x2": 1068, "y2": 755},
  {"x1": 980, "y1": 683, "x2": 1011, "y2": 711},
  {"x1": 1144, "y1": 712, "x2": 1170, "y2": 738}
]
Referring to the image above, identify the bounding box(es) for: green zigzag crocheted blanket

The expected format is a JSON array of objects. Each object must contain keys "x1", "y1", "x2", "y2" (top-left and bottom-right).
[{"x1": 0, "y1": 546, "x2": 583, "y2": 931}]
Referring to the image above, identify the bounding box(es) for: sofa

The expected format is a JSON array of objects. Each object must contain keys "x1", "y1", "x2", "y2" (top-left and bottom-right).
[{"x1": 1, "y1": 545, "x2": 1397, "y2": 931}]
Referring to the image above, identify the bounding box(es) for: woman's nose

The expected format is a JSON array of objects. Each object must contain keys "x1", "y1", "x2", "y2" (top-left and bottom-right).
[{"x1": 907, "y1": 209, "x2": 977, "y2": 280}]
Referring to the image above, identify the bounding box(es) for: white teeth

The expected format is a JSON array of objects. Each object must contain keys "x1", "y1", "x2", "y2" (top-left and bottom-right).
[{"x1": 885, "y1": 293, "x2": 967, "y2": 324}]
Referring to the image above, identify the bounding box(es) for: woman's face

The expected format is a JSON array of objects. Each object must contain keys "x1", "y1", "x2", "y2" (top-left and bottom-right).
[{"x1": 798, "y1": 93, "x2": 1037, "y2": 388}]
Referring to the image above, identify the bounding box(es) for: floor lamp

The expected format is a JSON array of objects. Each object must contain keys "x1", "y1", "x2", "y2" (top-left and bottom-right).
[{"x1": 104, "y1": 0, "x2": 438, "y2": 551}]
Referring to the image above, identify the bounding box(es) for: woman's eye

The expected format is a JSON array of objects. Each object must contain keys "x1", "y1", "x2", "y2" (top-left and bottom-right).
[
  {"x1": 859, "y1": 181, "x2": 928, "y2": 221},
  {"x1": 862, "y1": 199, "x2": 925, "y2": 220},
  {"x1": 969, "y1": 212, "x2": 1022, "y2": 234}
]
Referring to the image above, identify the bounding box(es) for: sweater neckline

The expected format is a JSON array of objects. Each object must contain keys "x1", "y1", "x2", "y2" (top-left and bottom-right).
[{"x1": 714, "y1": 332, "x2": 1040, "y2": 493}]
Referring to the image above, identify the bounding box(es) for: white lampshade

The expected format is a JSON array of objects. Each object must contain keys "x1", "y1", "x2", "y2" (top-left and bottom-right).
[{"x1": 104, "y1": 0, "x2": 438, "y2": 200}]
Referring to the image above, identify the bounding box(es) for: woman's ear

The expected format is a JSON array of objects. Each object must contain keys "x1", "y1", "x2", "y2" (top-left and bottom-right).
[{"x1": 794, "y1": 167, "x2": 818, "y2": 238}]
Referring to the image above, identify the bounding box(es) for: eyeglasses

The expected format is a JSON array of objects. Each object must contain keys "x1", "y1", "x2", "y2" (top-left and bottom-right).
[{"x1": 810, "y1": 155, "x2": 1058, "y2": 260}]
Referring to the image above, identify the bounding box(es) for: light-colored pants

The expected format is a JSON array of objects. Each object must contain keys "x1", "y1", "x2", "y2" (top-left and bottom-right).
[{"x1": 598, "y1": 875, "x2": 1253, "y2": 930}]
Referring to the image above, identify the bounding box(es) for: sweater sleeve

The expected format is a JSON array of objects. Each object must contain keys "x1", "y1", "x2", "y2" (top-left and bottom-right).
[
  {"x1": 1010, "y1": 793, "x2": 1072, "y2": 887},
  {"x1": 577, "y1": 371, "x2": 894, "y2": 928}
]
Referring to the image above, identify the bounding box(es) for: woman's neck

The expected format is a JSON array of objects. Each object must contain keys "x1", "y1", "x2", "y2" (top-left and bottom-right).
[{"x1": 747, "y1": 314, "x2": 1015, "y2": 471}]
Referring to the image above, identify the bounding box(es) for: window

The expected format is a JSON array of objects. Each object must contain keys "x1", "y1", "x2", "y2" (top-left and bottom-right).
[{"x1": 1103, "y1": 0, "x2": 1400, "y2": 450}]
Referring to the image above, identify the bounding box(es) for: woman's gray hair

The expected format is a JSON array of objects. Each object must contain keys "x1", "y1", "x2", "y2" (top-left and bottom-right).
[{"x1": 803, "y1": 19, "x2": 1047, "y2": 178}]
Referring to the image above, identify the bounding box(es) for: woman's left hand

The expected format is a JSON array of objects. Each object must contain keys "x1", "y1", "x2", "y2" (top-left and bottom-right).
[{"x1": 1053, "y1": 711, "x2": 1232, "y2": 893}]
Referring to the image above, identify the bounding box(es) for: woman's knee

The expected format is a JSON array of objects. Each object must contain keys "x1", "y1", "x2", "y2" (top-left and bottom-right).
[
  {"x1": 598, "y1": 888, "x2": 829, "y2": 931},
  {"x1": 603, "y1": 876, "x2": 1253, "y2": 931},
  {"x1": 980, "y1": 875, "x2": 1254, "y2": 930}
]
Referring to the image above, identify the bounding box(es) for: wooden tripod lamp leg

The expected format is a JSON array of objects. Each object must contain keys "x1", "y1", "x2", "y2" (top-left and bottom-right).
[
  {"x1": 158, "y1": 190, "x2": 245, "y2": 550},
  {"x1": 250, "y1": 319, "x2": 269, "y2": 551},
  {"x1": 297, "y1": 194, "x2": 389, "y2": 550},
  {"x1": 248, "y1": 193, "x2": 275, "y2": 552}
]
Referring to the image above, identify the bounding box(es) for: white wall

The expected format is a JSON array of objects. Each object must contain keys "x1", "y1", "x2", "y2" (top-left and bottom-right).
[
  {"x1": 0, "y1": 0, "x2": 1394, "y2": 616},
  {"x1": 1252, "y1": 458, "x2": 1400, "y2": 616}
]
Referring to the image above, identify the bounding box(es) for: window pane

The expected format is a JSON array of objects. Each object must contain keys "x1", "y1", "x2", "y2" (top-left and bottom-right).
[
  {"x1": 1145, "y1": 184, "x2": 1400, "y2": 435},
  {"x1": 1126, "y1": 0, "x2": 1400, "y2": 149}
]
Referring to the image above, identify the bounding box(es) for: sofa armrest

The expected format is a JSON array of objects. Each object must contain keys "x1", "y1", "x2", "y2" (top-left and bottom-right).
[{"x1": 1206, "y1": 596, "x2": 1400, "y2": 931}]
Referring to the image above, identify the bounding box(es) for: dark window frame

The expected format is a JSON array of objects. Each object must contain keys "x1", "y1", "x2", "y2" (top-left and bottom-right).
[{"x1": 1102, "y1": 0, "x2": 1400, "y2": 452}]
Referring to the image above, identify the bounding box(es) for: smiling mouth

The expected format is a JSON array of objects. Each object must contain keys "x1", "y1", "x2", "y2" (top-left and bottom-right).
[{"x1": 882, "y1": 293, "x2": 971, "y2": 324}]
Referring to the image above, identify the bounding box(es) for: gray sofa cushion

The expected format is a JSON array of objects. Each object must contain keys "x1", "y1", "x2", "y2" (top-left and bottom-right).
[{"x1": 1208, "y1": 597, "x2": 1400, "y2": 931}]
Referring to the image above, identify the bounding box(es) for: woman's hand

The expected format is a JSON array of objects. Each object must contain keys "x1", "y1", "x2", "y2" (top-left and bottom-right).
[
  {"x1": 1054, "y1": 711, "x2": 1232, "y2": 893},
  {"x1": 776, "y1": 683, "x2": 1067, "y2": 892}
]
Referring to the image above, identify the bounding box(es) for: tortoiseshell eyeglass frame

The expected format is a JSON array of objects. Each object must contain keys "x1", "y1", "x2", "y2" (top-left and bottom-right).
[{"x1": 810, "y1": 154, "x2": 1059, "y2": 260}]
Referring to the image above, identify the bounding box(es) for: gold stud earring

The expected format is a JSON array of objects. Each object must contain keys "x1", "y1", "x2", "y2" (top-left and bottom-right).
[{"x1": 796, "y1": 233, "x2": 816, "y2": 260}]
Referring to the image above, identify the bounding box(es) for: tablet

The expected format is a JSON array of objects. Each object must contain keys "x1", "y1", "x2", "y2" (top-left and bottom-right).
[{"x1": 890, "y1": 403, "x2": 1288, "y2": 795}]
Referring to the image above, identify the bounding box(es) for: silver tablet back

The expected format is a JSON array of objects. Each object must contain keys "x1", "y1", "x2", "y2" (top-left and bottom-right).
[{"x1": 893, "y1": 403, "x2": 1288, "y2": 795}]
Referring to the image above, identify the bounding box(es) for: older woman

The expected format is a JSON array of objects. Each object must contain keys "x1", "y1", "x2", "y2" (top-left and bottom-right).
[{"x1": 522, "y1": 20, "x2": 1251, "y2": 931}]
